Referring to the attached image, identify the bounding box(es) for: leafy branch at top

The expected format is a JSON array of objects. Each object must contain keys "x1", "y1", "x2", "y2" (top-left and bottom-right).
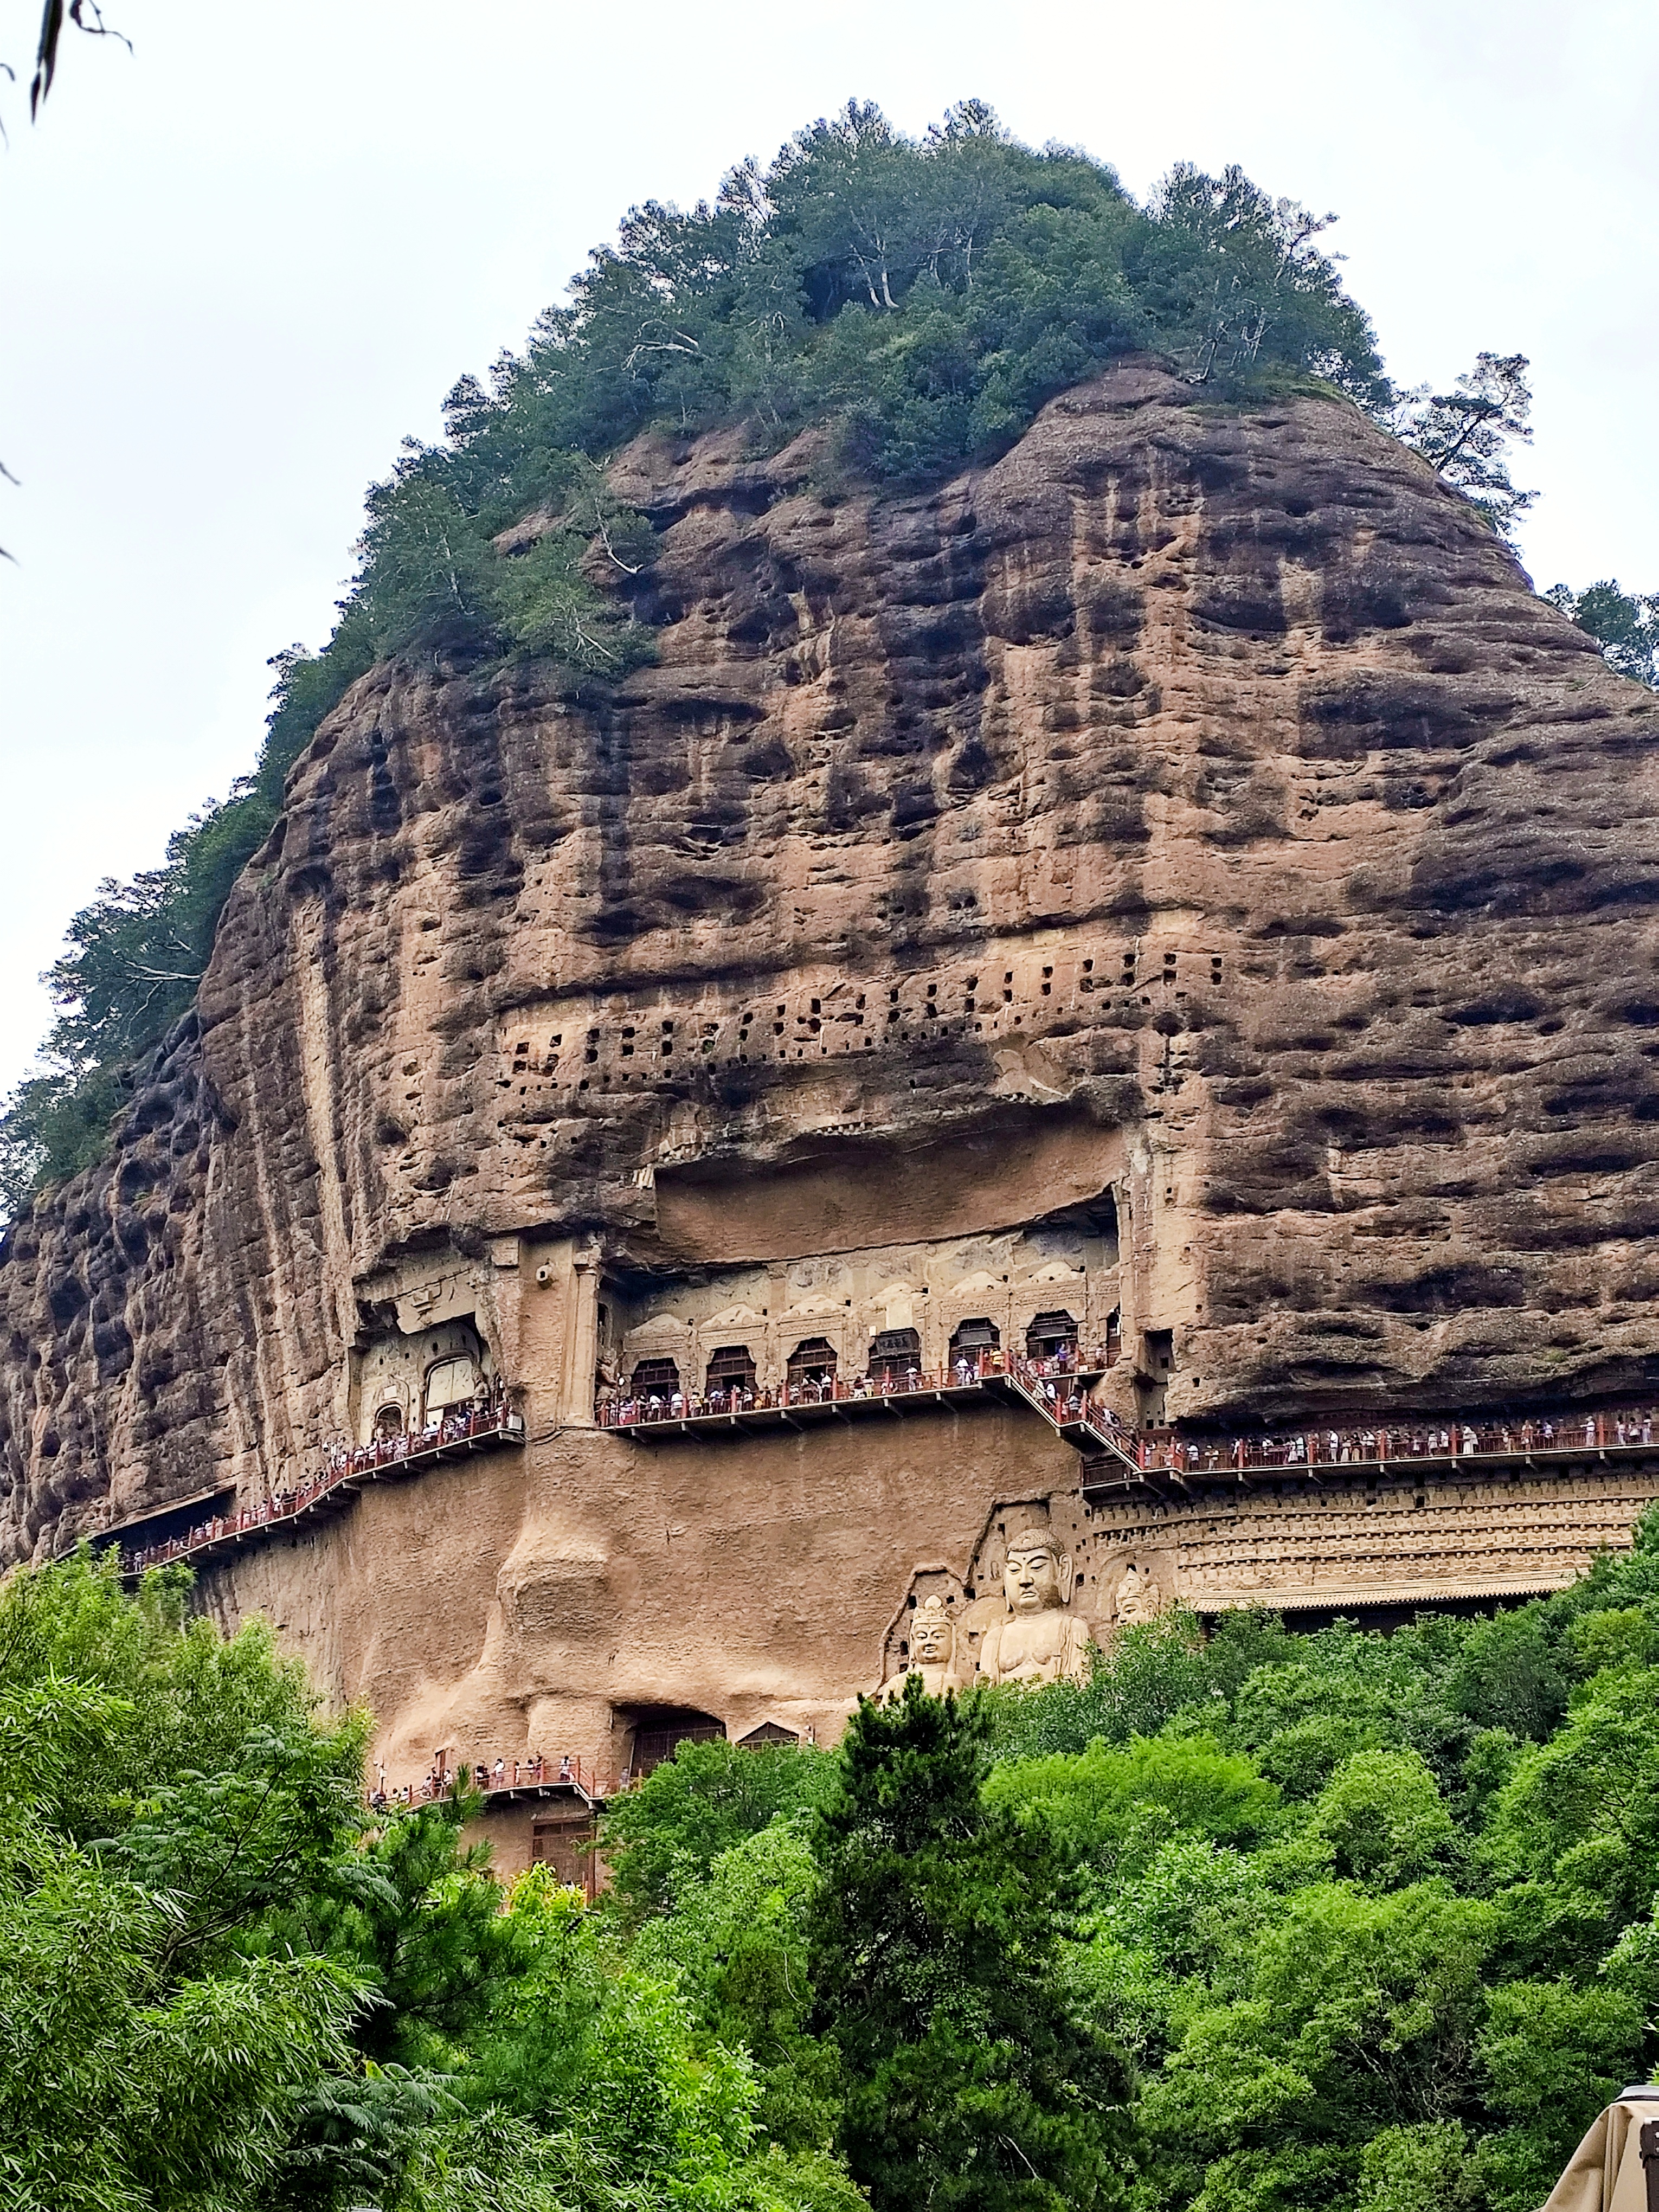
[{"x1": 1390, "y1": 350, "x2": 1535, "y2": 542}]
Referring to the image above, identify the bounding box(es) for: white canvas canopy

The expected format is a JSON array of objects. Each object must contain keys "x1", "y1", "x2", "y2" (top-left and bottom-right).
[{"x1": 1542, "y1": 2089, "x2": 1659, "y2": 2212}]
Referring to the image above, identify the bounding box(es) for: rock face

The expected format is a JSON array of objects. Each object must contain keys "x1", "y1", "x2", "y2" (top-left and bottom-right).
[{"x1": 5, "y1": 361, "x2": 1659, "y2": 1786}]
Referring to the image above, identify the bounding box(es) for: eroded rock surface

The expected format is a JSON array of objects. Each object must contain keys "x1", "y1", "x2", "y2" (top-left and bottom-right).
[{"x1": 5, "y1": 362, "x2": 1658, "y2": 1774}]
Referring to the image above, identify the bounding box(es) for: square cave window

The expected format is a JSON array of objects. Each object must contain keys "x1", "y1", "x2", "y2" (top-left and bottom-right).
[
  {"x1": 786, "y1": 1338, "x2": 837, "y2": 1394},
  {"x1": 704, "y1": 1345, "x2": 757, "y2": 1399}
]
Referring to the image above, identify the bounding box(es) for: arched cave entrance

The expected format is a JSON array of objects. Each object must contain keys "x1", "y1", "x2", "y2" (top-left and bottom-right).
[
  {"x1": 704, "y1": 1345, "x2": 757, "y2": 1399},
  {"x1": 1026, "y1": 1309, "x2": 1078, "y2": 1361},
  {"x1": 620, "y1": 1706, "x2": 727, "y2": 1780},
  {"x1": 950, "y1": 1318, "x2": 1000, "y2": 1375},
  {"x1": 787, "y1": 1338, "x2": 837, "y2": 1394},
  {"x1": 423, "y1": 1352, "x2": 483, "y2": 1423},
  {"x1": 868, "y1": 1327, "x2": 921, "y2": 1385}
]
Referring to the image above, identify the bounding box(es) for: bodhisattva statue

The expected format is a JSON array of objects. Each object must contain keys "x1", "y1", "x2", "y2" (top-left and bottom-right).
[
  {"x1": 888, "y1": 1593, "x2": 968, "y2": 1700},
  {"x1": 1113, "y1": 1560, "x2": 1162, "y2": 1624},
  {"x1": 977, "y1": 1526, "x2": 1095, "y2": 1687}
]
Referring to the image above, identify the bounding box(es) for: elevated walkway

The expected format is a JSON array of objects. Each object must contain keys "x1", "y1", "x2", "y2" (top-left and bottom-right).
[
  {"x1": 1076, "y1": 1410, "x2": 1659, "y2": 1503},
  {"x1": 110, "y1": 1365, "x2": 1659, "y2": 1588},
  {"x1": 609, "y1": 1361, "x2": 1659, "y2": 1504},
  {"x1": 609, "y1": 1359, "x2": 1113, "y2": 1444},
  {"x1": 114, "y1": 1407, "x2": 525, "y2": 1580}
]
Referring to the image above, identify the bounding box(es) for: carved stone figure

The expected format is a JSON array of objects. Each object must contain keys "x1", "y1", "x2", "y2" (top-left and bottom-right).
[
  {"x1": 888, "y1": 1593, "x2": 967, "y2": 1699},
  {"x1": 1113, "y1": 1560, "x2": 1162, "y2": 1624},
  {"x1": 977, "y1": 1526, "x2": 1095, "y2": 1686}
]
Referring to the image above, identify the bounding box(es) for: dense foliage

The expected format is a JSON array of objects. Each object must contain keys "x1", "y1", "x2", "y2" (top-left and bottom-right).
[
  {"x1": 0, "y1": 100, "x2": 1555, "y2": 1211},
  {"x1": 16, "y1": 1533, "x2": 1659, "y2": 2209},
  {"x1": 0, "y1": 1550, "x2": 864, "y2": 2212},
  {"x1": 1547, "y1": 580, "x2": 1659, "y2": 690},
  {"x1": 809, "y1": 1682, "x2": 1129, "y2": 2212},
  {"x1": 600, "y1": 1524, "x2": 1659, "y2": 2212}
]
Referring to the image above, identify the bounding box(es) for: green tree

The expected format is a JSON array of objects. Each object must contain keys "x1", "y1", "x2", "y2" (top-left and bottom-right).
[
  {"x1": 1391, "y1": 351, "x2": 1535, "y2": 540},
  {"x1": 600, "y1": 1734, "x2": 838, "y2": 1926},
  {"x1": 810, "y1": 1678, "x2": 1128, "y2": 2212},
  {"x1": 1546, "y1": 580, "x2": 1659, "y2": 687},
  {"x1": 985, "y1": 1732, "x2": 1282, "y2": 1885},
  {"x1": 0, "y1": 1553, "x2": 370, "y2": 2211},
  {"x1": 1305, "y1": 1750, "x2": 1457, "y2": 1889},
  {"x1": 633, "y1": 1814, "x2": 843, "y2": 2153},
  {"x1": 1140, "y1": 1880, "x2": 1497, "y2": 2212}
]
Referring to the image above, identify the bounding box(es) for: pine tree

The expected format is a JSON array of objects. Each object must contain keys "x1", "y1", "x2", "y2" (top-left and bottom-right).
[{"x1": 809, "y1": 1677, "x2": 1129, "y2": 2212}]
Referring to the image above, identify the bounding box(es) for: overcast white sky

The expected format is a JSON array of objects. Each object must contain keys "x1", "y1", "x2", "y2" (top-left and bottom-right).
[{"x1": 1, "y1": 0, "x2": 1654, "y2": 1094}]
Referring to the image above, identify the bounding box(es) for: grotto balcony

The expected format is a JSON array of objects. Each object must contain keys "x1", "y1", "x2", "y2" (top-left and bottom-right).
[
  {"x1": 599, "y1": 1343, "x2": 1121, "y2": 1448},
  {"x1": 371, "y1": 1751, "x2": 605, "y2": 1814},
  {"x1": 113, "y1": 1403, "x2": 525, "y2": 1579},
  {"x1": 1078, "y1": 1405, "x2": 1659, "y2": 1505},
  {"x1": 597, "y1": 1350, "x2": 1659, "y2": 1512}
]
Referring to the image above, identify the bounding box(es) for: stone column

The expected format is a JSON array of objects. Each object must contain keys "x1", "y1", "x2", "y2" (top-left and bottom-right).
[{"x1": 561, "y1": 1246, "x2": 602, "y2": 1429}]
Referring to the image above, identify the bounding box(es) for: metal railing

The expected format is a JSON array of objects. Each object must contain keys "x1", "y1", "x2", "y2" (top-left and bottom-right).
[
  {"x1": 596, "y1": 1338, "x2": 1121, "y2": 1429},
  {"x1": 1107, "y1": 1407, "x2": 1659, "y2": 1481},
  {"x1": 371, "y1": 1749, "x2": 599, "y2": 1809},
  {"x1": 121, "y1": 1405, "x2": 525, "y2": 1574}
]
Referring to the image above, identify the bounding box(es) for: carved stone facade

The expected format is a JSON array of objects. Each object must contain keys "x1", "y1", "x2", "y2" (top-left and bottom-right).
[
  {"x1": 601, "y1": 1215, "x2": 1118, "y2": 1405},
  {"x1": 874, "y1": 1459, "x2": 1659, "y2": 1702},
  {"x1": 7, "y1": 366, "x2": 1659, "y2": 1799},
  {"x1": 1084, "y1": 1467, "x2": 1659, "y2": 1616}
]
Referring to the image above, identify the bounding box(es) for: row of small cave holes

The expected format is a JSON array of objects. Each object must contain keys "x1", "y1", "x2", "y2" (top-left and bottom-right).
[{"x1": 505, "y1": 950, "x2": 1226, "y2": 1081}]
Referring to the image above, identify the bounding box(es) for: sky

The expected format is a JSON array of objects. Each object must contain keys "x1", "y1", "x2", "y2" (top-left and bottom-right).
[{"x1": 0, "y1": 0, "x2": 1654, "y2": 1095}]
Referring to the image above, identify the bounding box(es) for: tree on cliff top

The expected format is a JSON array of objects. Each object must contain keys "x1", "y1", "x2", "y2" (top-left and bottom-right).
[
  {"x1": 0, "y1": 98, "x2": 1533, "y2": 1214},
  {"x1": 1389, "y1": 351, "x2": 1536, "y2": 540}
]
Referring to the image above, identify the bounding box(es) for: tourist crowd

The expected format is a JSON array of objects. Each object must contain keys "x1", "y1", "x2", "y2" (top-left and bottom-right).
[
  {"x1": 1098, "y1": 1405, "x2": 1659, "y2": 1476},
  {"x1": 118, "y1": 1401, "x2": 523, "y2": 1574},
  {"x1": 595, "y1": 1341, "x2": 1119, "y2": 1428},
  {"x1": 367, "y1": 1750, "x2": 593, "y2": 1811},
  {"x1": 118, "y1": 1359, "x2": 1659, "y2": 1584},
  {"x1": 325, "y1": 1397, "x2": 522, "y2": 1478}
]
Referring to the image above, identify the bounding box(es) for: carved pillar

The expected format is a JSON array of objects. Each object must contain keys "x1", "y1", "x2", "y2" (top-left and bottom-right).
[{"x1": 561, "y1": 1248, "x2": 602, "y2": 1428}]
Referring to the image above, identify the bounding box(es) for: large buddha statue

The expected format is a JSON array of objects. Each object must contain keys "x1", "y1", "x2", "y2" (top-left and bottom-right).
[
  {"x1": 887, "y1": 1592, "x2": 968, "y2": 1700},
  {"x1": 976, "y1": 1526, "x2": 1095, "y2": 1687}
]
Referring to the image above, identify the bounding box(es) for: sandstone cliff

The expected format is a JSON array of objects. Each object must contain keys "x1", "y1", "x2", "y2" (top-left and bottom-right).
[{"x1": 4, "y1": 362, "x2": 1657, "y2": 1771}]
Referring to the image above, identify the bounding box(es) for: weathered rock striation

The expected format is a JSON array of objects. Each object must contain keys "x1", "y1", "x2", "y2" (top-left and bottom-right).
[{"x1": 6, "y1": 362, "x2": 1659, "y2": 1795}]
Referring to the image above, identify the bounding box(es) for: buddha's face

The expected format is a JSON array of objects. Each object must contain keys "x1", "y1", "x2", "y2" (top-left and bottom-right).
[
  {"x1": 1004, "y1": 1543, "x2": 1063, "y2": 1613},
  {"x1": 912, "y1": 1602, "x2": 952, "y2": 1661}
]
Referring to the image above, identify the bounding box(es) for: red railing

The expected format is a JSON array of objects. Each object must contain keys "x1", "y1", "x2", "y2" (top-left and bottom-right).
[
  {"x1": 121, "y1": 1404, "x2": 525, "y2": 1574},
  {"x1": 1113, "y1": 1406, "x2": 1659, "y2": 1478},
  {"x1": 371, "y1": 1750, "x2": 597, "y2": 1809},
  {"x1": 595, "y1": 1338, "x2": 1121, "y2": 1428}
]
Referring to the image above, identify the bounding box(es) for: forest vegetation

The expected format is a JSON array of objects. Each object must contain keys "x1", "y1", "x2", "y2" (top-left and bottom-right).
[
  {"x1": 1, "y1": 99, "x2": 1639, "y2": 1214},
  {"x1": 12, "y1": 1531, "x2": 1659, "y2": 2211}
]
